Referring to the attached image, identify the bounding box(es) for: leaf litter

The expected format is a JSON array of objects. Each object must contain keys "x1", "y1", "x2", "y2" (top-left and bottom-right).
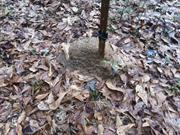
[{"x1": 0, "y1": 0, "x2": 180, "y2": 135}]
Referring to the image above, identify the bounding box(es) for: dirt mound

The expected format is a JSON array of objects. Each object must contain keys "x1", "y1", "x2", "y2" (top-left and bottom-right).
[{"x1": 67, "y1": 37, "x2": 112, "y2": 78}]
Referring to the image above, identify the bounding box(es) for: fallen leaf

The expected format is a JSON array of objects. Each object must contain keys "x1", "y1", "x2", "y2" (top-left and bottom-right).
[
  {"x1": 16, "y1": 124, "x2": 23, "y2": 135},
  {"x1": 116, "y1": 115, "x2": 134, "y2": 135},
  {"x1": 106, "y1": 80, "x2": 124, "y2": 92},
  {"x1": 141, "y1": 74, "x2": 151, "y2": 83},
  {"x1": 94, "y1": 112, "x2": 103, "y2": 121},
  {"x1": 74, "y1": 91, "x2": 90, "y2": 101},
  {"x1": 4, "y1": 123, "x2": 10, "y2": 135},
  {"x1": 0, "y1": 102, "x2": 12, "y2": 122},
  {"x1": 101, "y1": 86, "x2": 124, "y2": 101},
  {"x1": 35, "y1": 93, "x2": 49, "y2": 100},
  {"x1": 45, "y1": 92, "x2": 55, "y2": 104},
  {"x1": 120, "y1": 74, "x2": 128, "y2": 85},
  {"x1": 85, "y1": 125, "x2": 96, "y2": 135},
  {"x1": 165, "y1": 118, "x2": 180, "y2": 132},
  {"x1": 29, "y1": 61, "x2": 39, "y2": 72},
  {"x1": 29, "y1": 119, "x2": 40, "y2": 131},
  {"x1": 157, "y1": 67, "x2": 163, "y2": 74},
  {"x1": 98, "y1": 124, "x2": 104, "y2": 135},
  {"x1": 49, "y1": 91, "x2": 68, "y2": 110},
  {"x1": 22, "y1": 40, "x2": 31, "y2": 51},
  {"x1": 48, "y1": 63, "x2": 53, "y2": 77},
  {"x1": 17, "y1": 111, "x2": 26, "y2": 124},
  {"x1": 70, "y1": 85, "x2": 89, "y2": 101},
  {"x1": 37, "y1": 101, "x2": 49, "y2": 111},
  {"x1": 135, "y1": 85, "x2": 148, "y2": 105},
  {"x1": 72, "y1": 7, "x2": 78, "y2": 13},
  {"x1": 0, "y1": 79, "x2": 7, "y2": 87}
]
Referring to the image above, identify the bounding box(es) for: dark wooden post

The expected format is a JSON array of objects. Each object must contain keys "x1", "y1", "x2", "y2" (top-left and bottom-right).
[{"x1": 99, "y1": 0, "x2": 110, "y2": 57}]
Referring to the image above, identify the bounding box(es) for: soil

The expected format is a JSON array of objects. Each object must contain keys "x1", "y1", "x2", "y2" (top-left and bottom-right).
[{"x1": 67, "y1": 37, "x2": 113, "y2": 78}]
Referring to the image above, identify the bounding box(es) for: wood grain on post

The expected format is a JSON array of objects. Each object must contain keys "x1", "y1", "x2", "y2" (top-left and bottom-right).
[{"x1": 99, "y1": 0, "x2": 110, "y2": 57}]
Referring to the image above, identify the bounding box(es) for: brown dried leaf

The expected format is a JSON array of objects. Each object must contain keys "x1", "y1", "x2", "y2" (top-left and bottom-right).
[
  {"x1": 74, "y1": 91, "x2": 89, "y2": 101},
  {"x1": 45, "y1": 92, "x2": 55, "y2": 104},
  {"x1": 4, "y1": 123, "x2": 10, "y2": 135},
  {"x1": 101, "y1": 86, "x2": 124, "y2": 101},
  {"x1": 98, "y1": 124, "x2": 104, "y2": 135},
  {"x1": 29, "y1": 61, "x2": 39, "y2": 73},
  {"x1": 16, "y1": 124, "x2": 23, "y2": 135},
  {"x1": 0, "y1": 79, "x2": 7, "y2": 87},
  {"x1": 35, "y1": 93, "x2": 49, "y2": 100},
  {"x1": 49, "y1": 91, "x2": 69, "y2": 110},
  {"x1": 135, "y1": 85, "x2": 148, "y2": 105},
  {"x1": 0, "y1": 102, "x2": 12, "y2": 122},
  {"x1": 94, "y1": 112, "x2": 103, "y2": 121},
  {"x1": 69, "y1": 85, "x2": 89, "y2": 101},
  {"x1": 17, "y1": 111, "x2": 26, "y2": 124},
  {"x1": 116, "y1": 115, "x2": 134, "y2": 135},
  {"x1": 85, "y1": 125, "x2": 96, "y2": 135},
  {"x1": 106, "y1": 80, "x2": 124, "y2": 92},
  {"x1": 120, "y1": 74, "x2": 128, "y2": 85}
]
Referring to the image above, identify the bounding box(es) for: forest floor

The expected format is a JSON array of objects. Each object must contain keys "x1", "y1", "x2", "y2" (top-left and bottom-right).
[{"x1": 0, "y1": 0, "x2": 180, "y2": 135}]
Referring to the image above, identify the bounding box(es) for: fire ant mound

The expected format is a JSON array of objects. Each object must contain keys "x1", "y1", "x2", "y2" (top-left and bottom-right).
[{"x1": 67, "y1": 37, "x2": 113, "y2": 78}]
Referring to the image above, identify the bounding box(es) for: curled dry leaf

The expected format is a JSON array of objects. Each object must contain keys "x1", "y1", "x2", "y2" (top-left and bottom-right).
[{"x1": 106, "y1": 80, "x2": 124, "y2": 93}]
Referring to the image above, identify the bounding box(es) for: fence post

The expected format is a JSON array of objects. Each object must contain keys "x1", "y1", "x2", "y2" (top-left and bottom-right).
[{"x1": 98, "y1": 0, "x2": 110, "y2": 57}]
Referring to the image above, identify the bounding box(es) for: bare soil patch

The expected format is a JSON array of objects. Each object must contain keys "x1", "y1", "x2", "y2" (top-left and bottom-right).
[{"x1": 67, "y1": 37, "x2": 112, "y2": 78}]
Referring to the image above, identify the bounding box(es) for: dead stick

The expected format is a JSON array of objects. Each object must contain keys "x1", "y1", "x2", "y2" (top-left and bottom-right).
[{"x1": 99, "y1": 0, "x2": 110, "y2": 57}]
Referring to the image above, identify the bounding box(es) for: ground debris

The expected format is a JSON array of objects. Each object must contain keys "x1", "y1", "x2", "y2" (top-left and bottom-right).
[{"x1": 0, "y1": 0, "x2": 179, "y2": 134}]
